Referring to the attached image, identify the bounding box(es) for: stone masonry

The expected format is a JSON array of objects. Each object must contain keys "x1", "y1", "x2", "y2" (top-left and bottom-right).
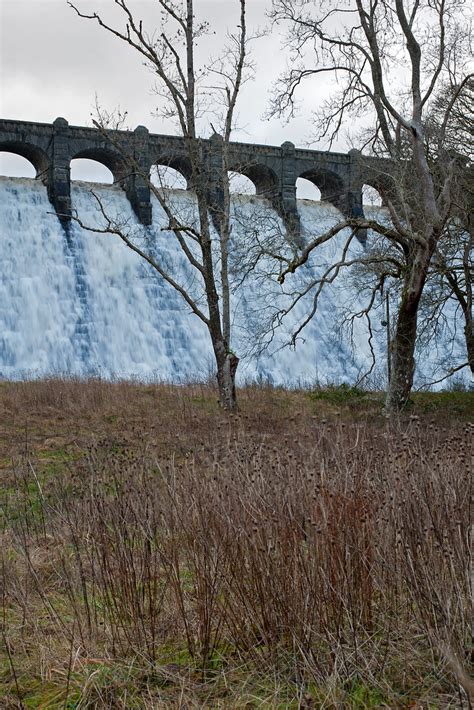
[{"x1": 0, "y1": 117, "x2": 391, "y2": 239}]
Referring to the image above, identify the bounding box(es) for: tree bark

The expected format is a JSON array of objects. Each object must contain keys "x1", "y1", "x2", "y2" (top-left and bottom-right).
[
  {"x1": 462, "y1": 225, "x2": 473, "y2": 376},
  {"x1": 215, "y1": 346, "x2": 239, "y2": 410},
  {"x1": 464, "y1": 317, "x2": 474, "y2": 376},
  {"x1": 385, "y1": 294, "x2": 419, "y2": 412}
]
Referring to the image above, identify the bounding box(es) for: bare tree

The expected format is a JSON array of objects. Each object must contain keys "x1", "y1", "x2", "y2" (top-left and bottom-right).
[
  {"x1": 270, "y1": 0, "x2": 473, "y2": 411},
  {"x1": 424, "y1": 79, "x2": 474, "y2": 377},
  {"x1": 421, "y1": 221, "x2": 473, "y2": 380},
  {"x1": 68, "y1": 0, "x2": 255, "y2": 409}
]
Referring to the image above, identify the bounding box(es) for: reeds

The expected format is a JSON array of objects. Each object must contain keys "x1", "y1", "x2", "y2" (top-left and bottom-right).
[{"x1": 0, "y1": 380, "x2": 472, "y2": 707}]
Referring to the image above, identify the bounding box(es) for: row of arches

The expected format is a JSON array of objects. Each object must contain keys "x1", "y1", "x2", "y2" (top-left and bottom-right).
[{"x1": 0, "y1": 151, "x2": 384, "y2": 206}]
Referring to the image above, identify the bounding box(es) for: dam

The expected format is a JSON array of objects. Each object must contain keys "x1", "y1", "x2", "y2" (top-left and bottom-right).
[{"x1": 0, "y1": 120, "x2": 467, "y2": 387}]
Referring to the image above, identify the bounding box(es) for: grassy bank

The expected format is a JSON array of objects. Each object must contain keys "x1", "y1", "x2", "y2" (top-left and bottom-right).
[{"x1": 0, "y1": 380, "x2": 472, "y2": 708}]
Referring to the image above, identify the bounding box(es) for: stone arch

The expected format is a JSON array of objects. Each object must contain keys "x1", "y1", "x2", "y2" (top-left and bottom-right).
[
  {"x1": 150, "y1": 164, "x2": 188, "y2": 190},
  {"x1": 70, "y1": 158, "x2": 115, "y2": 184},
  {"x1": 70, "y1": 147, "x2": 129, "y2": 184},
  {"x1": 0, "y1": 152, "x2": 36, "y2": 179},
  {"x1": 296, "y1": 177, "x2": 322, "y2": 201},
  {"x1": 228, "y1": 171, "x2": 256, "y2": 195},
  {"x1": 0, "y1": 141, "x2": 49, "y2": 178},
  {"x1": 298, "y1": 169, "x2": 345, "y2": 208},
  {"x1": 360, "y1": 165, "x2": 395, "y2": 208},
  {"x1": 362, "y1": 183, "x2": 384, "y2": 208},
  {"x1": 229, "y1": 163, "x2": 278, "y2": 199},
  {"x1": 151, "y1": 154, "x2": 192, "y2": 187}
]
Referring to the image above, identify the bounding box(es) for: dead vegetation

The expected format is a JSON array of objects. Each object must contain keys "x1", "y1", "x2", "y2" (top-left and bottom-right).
[{"x1": 0, "y1": 379, "x2": 472, "y2": 708}]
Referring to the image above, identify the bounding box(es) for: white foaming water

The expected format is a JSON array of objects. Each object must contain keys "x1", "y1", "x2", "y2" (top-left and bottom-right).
[{"x1": 0, "y1": 176, "x2": 468, "y2": 387}]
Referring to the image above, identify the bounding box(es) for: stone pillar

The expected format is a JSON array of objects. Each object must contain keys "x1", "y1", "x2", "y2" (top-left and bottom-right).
[
  {"x1": 279, "y1": 141, "x2": 301, "y2": 242},
  {"x1": 207, "y1": 133, "x2": 225, "y2": 228},
  {"x1": 125, "y1": 125, "x2": 152, "y2": 226},
  {"x1": 208, "y1": 133, "x2": 224, "y2": 204},
  {"x1": 48, "y1": 117, "x2": 71, "y2": 222},
  {"x1": 347, "y1": 148, "x2": 367, "y2": 245}
]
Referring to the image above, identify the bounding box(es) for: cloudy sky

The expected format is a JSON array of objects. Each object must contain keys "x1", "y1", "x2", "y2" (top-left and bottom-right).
[{"x1": 0, "y1": 0, "x2": 337, "y2": 193}]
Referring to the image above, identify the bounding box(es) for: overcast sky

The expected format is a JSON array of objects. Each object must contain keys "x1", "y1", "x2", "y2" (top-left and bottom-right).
[{"x1": 0, "y1": 0, "x2": 337, "y2": 193}]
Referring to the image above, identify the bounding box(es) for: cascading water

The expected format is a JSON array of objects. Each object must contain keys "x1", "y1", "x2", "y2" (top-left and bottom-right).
[{"x1": 0, "y1": 176, "x2": 467, "y2": 386}]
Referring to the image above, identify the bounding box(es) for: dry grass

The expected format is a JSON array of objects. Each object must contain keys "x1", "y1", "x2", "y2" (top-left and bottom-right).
[{"x1": 0, "y1": 379, "x2": 472, "y2": 708}]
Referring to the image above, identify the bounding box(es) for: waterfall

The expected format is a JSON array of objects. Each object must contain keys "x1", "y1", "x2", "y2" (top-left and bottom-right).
[{"x1": 0, "y1": 176, "x2": 467, "y2": 387}]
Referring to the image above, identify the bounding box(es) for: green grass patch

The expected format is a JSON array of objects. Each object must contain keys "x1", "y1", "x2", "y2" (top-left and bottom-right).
[
  {"x1": 309, "y1": 383, "x2": 368, "y2": 403},
  {"x1": 343, "y1": 677, "x2": 389, "y2": 707},
  {"x1": 412, "y1": 390, "x2": 474, "y2": 418}
]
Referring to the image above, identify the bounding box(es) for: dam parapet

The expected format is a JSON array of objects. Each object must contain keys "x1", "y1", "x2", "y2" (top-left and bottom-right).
[{"x1": 0, "y1": 117, "x2": 391, "y2": 239}]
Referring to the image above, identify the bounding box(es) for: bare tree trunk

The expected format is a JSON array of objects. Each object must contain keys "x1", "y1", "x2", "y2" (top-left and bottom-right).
[
  {"x1": 384, "y1": 247, "x2": 434, "y2": 414},
  {"x1": 386, "y1": 247, "x2": 430, "y2": 412},
  {"x1": 464, "y1": 314, "x2": 474, "y2": 376},
  {"x1": 385, "y1": 294, "x2": 420, "y2": 411},
  {"x1": 214, "y1": 343, "x2": 239, "y2": 409},
  {"x1": 462, "y1": 227, "x2": 474, "y2": 376}
]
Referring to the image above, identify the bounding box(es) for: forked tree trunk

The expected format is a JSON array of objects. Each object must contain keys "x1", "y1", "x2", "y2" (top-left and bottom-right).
[{"x1": 215, "y1": 349, "x2": 239, "y2": 410}]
